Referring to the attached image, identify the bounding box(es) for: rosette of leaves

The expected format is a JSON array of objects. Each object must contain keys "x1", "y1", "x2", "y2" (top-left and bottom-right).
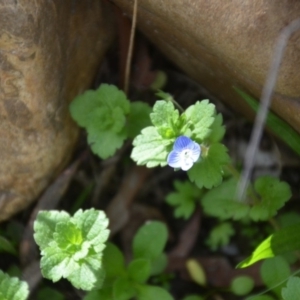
[
  {"x1": 34, "y1": 208, "x2": 109, "y2": 291},
  {"x1": 0, "y1": 270, "x2": 29, "y2": 300},
  {"x1": 84, "y1": 221, "x2": 173, "y2": 300},
  {"x1": 70, "y1": 84, "x2": 151, "y2": 159},
  {"x1": 131, "y1": 92, "x2": 230, "y2": 188}
]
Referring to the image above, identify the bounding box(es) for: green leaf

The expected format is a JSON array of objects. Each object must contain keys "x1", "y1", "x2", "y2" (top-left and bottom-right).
[
  {"x1": 246, "y1": 295, "x2": 275, "y2": 300},
  {"x1": 201, "y1": 176, "x2": 291, "y2": 221},
  {"x1": 34, "y1": 210, "x2": 70, "y2": 250},
  {"x1": 133, "y1": 221, "x2": 168, "y2": 263},
  {"x1": 6, "y1": 266, "x2": 21, "y2": 279},
  {"x1": 136, "y1": 285, "x2": 174, "y2": 300},
  {"x1": 68, "y1": 262, "x2": 105, "y2": 291},
  {"x1": 0, "y1": 236, "x2": 17, "y2": 256},
  {"x1": 102, "y1": 243, "x2": 126, "y2": 278},
  {"x1": 150, "y1": 100, "x2": 179, "y2": 139},
  {"x1": 183, "y1": 296, "x2": 204, "y2": 300},
  {"x1": 150, "y1": 253, "x2": 168, "y2": 276},
  {"x1": 238, "y1": 222, "x2": 300, "y2": 268},
  {"x1": 128, "y1": 259, "x2": 151, "y2": 283},
  {"x1": 237, "y1": 236, "x2": 273, "y2": 268},
  {"x1": 40, "y1": 247, "x2": 79, "y2": 282},
  {"x1": 183, "y1": 100, "x2": 216, "y2": 141},
  {"x1": 5, "y1": 222, "x2": 23, "y2": 246},
  {"x1": 230, "y1": 276, "x2": 254, "y2": 296},
  {"x1": 53, "y1": 221, "x2": 83, "y2": 250},
  {"x1": 206, "y1": 113, "x2": 225, "y2": 143},
  {"x1": 278, "y1": 212, "x2": 300, "y2": 228},
  {"x1": 201, "y1": 178, "x2": 249, "y2": 220},
  {"x1": 34, "y1": 209, "x2": 109, "y2": 291},
  {"x1": 206, "y1": 222, "x2": 235, "y2": 251},
  {"x1": 37, "y1": 287, "x2": 64, "y2": 300},
  {"x1": 234, "y1": 87, "x2": 300, "y2": 156},
  {"x1": 70, "y1": 84, "x2": 129, "y2": 128},
  {"x1": 260, "y1": 256, "x2": 291, "y2": 297},
  {"x1": 166, "y1": 180, "x2": 203, "y2": 219},
  {"x1": 271, "y1": 223, "x2": 300, "y2": 255},
  {"x1": 87, "y1": 126, "x2": 127, "y2": 159},
  {"x1": 84, "y1": 287, "x2": 113, "y2": 300},
  {"x1": 282, "y1": 277, "x2": 300, "y2": 300},
  {"x1": 249, "y1": 176, "x2": 291, "y2": 221},
  {"x1": 69, "y1": 84, "x2": 130, "y2": 159},
  {"x1": 73, "y1": 209, "x2": 109, "y2": 252},
  {"x1": 188, "y1": 143, "x2": 230, "y2": 189},
  {"x1": 0, "y1": 270, "x2": 29, "y2": 300},
  {"x1": 131, "y1": 126, "x2": 172, "y2": 167},
  {"x1": 113, "y1": 278, "x2": 136, "y2": 300},
  {"x1": 127, "y1": 102, "x2": 152, "y2": 138}
]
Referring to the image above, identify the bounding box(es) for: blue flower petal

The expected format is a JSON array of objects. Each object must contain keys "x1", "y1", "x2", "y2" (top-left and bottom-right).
[
  {"x1": 167, "y1": 150, "x2": 182, "y2": 168},
  {"x1": 173, "y1": 136, "x2": 193, "y2": 151},
  {"x1": 168, "y1": 136, "x2": 201, "y2": 171},
  {"x1": 189, "y1": 141, "x2": 201, "y2": 162}
]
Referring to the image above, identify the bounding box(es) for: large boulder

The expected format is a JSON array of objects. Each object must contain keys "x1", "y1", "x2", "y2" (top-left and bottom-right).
[
  {"x1": 112, "y1": 0, "x2": 300, "y2": 131},
  {"x1": 0, "y1": 0, "x2": 114, "y2": 221}
]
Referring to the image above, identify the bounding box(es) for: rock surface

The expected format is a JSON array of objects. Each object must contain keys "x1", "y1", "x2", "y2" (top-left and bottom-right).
[
  {"x1": 0, "y1": 0, "x2": 114, "y2": 221},
  {"x1": 112, "y1": 0, "x2": 300, "y2": 132}
]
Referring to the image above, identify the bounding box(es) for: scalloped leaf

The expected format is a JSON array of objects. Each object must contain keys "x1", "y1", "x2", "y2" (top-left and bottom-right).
[
  {"x1": 34, "y1": 209, "x2": 109, "y2": 291},
  {"x1": 249, "y1": 176, "x2": 291, "y2": 221},
  {"x1": 183, "y1": 100, "x2": 215, "y2": 141},
  {"x1": 0, "y1": 270, "x2": 29, "y2": 300},
  {"x1": 70, "y1": 84, "x2": 130, "y2": 159},
  {"x1": 150, "y1": 100, "x2": 179, "y2": 139},
  {"x1": 188, "y1": 143, "x2": 230, "y2": 189},
  {"x1": 131, "y1": 126, "x2": 173, "y2": 167}
]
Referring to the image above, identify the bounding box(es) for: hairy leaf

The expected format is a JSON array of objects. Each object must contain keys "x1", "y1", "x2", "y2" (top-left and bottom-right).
[
  {"x1": 34, "y1": 209, "x2": 109, "y2": 291},
  {"x1": 188, "y1": 143, "x2": 230, "y2": 189},
  {"x1": 131, "y1": 126, "x2": 173, "y2": 167},
  {"x1": 0, "y1": 270, "x2": 29, "y2": 300},
  {"x1": 183, "y1": 100, "x2": 215, "y2": 141},
  {"x1": 70, "y1": 84, "x2": 130, "y2": 159}
]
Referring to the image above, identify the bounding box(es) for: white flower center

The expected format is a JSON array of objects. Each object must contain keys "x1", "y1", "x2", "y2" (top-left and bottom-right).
[{"x1": 180, "y1": 149, "x2": 194, "y2": 170}]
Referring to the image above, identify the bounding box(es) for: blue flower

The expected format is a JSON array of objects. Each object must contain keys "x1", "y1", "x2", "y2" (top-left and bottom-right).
[{"x1": 167, "y1": 136, "x2": 201, "y2": 171}]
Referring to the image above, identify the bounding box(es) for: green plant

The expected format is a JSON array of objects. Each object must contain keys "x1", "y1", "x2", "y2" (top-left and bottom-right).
[
  {"x1": 84, "y1": 221, "x2": 173, "y2": 300},
  {"x1": 27, "y1": 84, "x2": 299, "y2": 299},
  {"x1": 281, "y1": 276, "x2": 300, "y2": 300},
  {"x1": 34, "y1": 208, "x2": 109, "y2": 291},
  {"x1": 182, "y1": 295, "x2": 204, "y2": 300},
  {"x1": 205, "y1": 222, "x2": 235, "y2": 251},
  {"x1": 165, "y1": 180, "x2": 203, "y2": 219},
  {"x1": 0, "y1": 270, "x2": 29, "y2": 300},
  {"x1": 69, "y1": 84, "x2": 151, "y2": 159}
]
